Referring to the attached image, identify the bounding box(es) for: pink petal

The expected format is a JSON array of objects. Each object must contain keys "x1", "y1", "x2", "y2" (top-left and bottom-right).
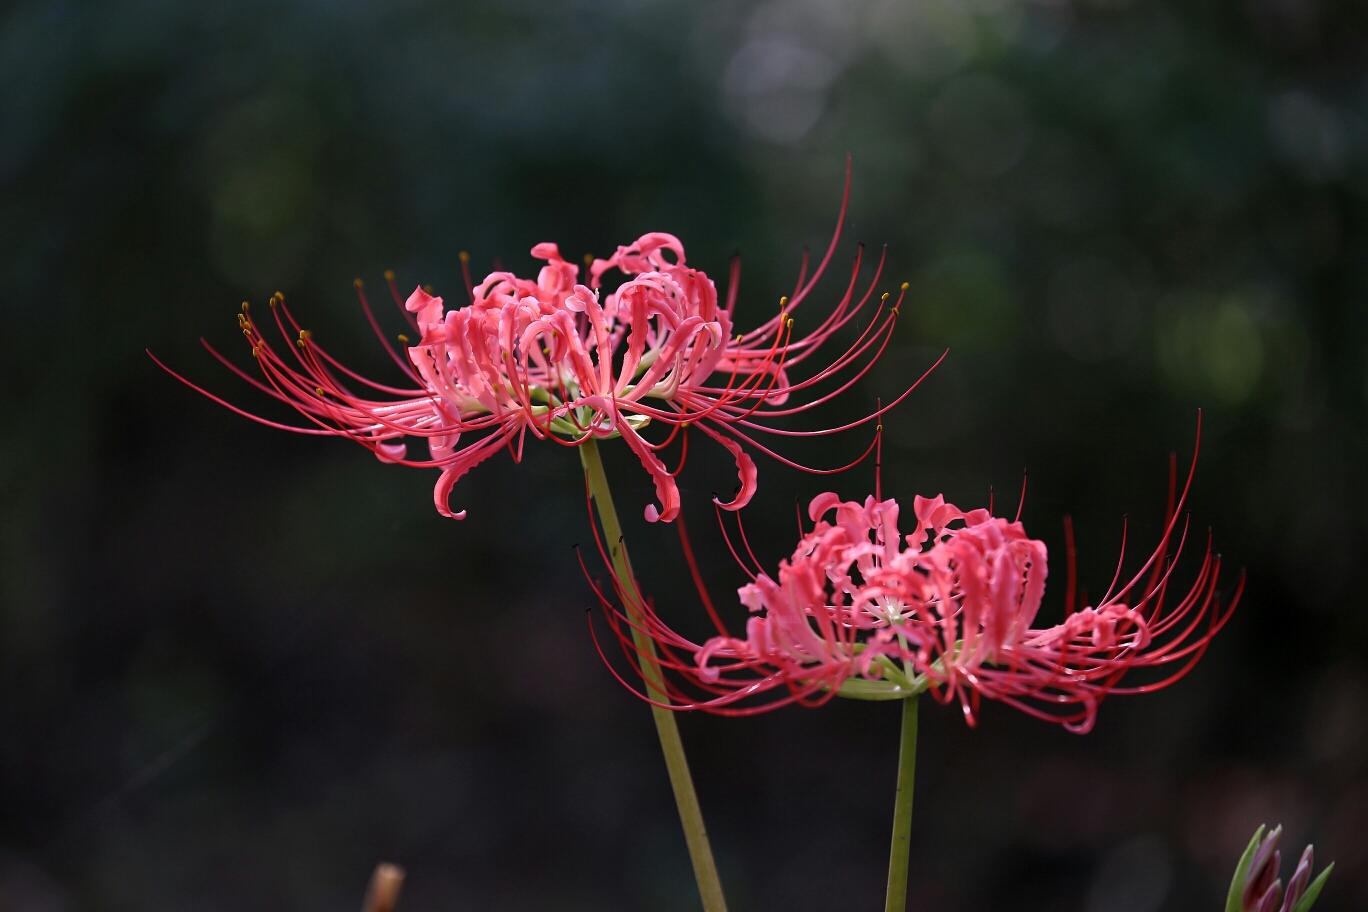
[{"x1": 703, "y1": 429, "x2": 757, "y2": 513}]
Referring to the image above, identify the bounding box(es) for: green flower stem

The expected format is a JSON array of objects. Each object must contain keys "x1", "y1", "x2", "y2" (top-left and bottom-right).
[
  {"x1": 580, "y1": 437, "x2": 728, "y2": 912},
  {"x1": 884, "y1": 693, "x2": 920, "y2": 912}
]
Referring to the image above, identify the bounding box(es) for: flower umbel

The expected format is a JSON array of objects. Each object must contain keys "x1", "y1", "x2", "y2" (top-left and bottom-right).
[
  {"x1": 154, "y1": 163, "x2": 933, "y2": 523},
  {"x1": 587, "y1": 422, "x2": 1241, "y2": 732}
]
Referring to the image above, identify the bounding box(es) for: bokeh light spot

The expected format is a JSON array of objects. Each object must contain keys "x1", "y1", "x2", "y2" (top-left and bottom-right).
[
  {"x1": 1157, "y1": 295, "x2": 1265, "y2": 405},
  {"x1": 911, "y1": 247, "x2": 1016, "y2": 349},
  {"x1": 928, "y1": 72, "x2": 1032, "y2": 178}
]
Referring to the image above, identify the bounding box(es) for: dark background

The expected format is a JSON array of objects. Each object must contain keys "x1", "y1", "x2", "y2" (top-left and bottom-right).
[{"x1": 3, "y1": 0, "x2": 1367, "y2": 910}]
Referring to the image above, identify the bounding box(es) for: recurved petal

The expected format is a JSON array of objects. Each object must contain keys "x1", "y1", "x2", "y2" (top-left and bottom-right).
[
  {"x1": 609, "y1": 411, "x2": 681, "y2": 523},
  {"x1": 405, "y1": 287, "x2": 446, "y2": 334},
  {"x1": 374, "y1": 440, "x2": 407, "y2": 463},
  {"x1": 704, "y1": 429, "x2": 757, "y2": 513},
  {"x1": 431, "y1": 434, "x2": 509, "y2": 520},
  {"x1": 808, "y1": 492, "x2": 844, "y2": 523}
]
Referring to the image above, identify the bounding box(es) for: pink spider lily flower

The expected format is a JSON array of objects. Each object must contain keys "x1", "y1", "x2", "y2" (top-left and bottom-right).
[
  {"x1": 585, "y1": 422, "x2": 1241, "y2": 732},
  {"x1": 152, "y1": 162, "x2": 935, "y2": 522}
]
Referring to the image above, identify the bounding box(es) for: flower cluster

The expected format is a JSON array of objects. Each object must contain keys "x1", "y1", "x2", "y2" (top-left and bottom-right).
[
  {"x1": 588, "y1": 442, "x2": 1240, "y2": 732},
  {"x1": 155, "y1": 168, "x2": 928, "y2": 523},
  {"x1": 160, "y1": 159, "x2": 1260, "y2": 912}
]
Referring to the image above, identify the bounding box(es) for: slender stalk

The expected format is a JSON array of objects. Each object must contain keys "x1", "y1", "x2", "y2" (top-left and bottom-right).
[
  {"x1": 580, "y1": 437, "x2": 728, "y2": 912},
  {"x1": 884, "y1": 693, "x2": 920, "y2": 912}
]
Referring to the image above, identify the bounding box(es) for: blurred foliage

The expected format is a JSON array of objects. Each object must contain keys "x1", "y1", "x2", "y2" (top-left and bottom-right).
[{"x1": 2, "y1": 0, "x2": 1368, "y2": 910}]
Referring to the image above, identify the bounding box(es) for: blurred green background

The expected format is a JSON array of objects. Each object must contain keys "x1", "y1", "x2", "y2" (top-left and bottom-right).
[{"x1": 2, "y1": 0, "x2": 1367, "y2": 909}]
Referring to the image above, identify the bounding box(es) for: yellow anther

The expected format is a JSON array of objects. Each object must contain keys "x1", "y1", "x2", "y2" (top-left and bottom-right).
[
  {"x1": 241, "y1": 301, "x2": 250, "y2": 312},
  {"x1": 736, "y1": 334, "x2": 743, "y2": 342},
  {"x1": 458, "y1": 251, "x2": 470, "y2": 264},
  {"x1": 316, "y1": 387, "x2": 326, "y2": 396},
  {"x1": 681, "y1": 421, "x2": 691, "y2": 429},
  {"x1": 891, "y1": 306, "x2": 900, "y2": 316},
  {"x1": 297, "y1": 339, "x2": 305, "y2": 348},
  {"x1": 779, "y1": 296, "x2": 788, "y2": 308},
  {"x1": 900, "y1": 282, "x2": 909, "y2": 291},
  {"x1": 786, "y1": 316, "x2": 795, "y2": 329},
  {"x1": 354, "y1": 278, "x2": 364, "y2": 289},
  {"x1": 877, "y1": 424, "x2": 883, "y2": 433},
  {"x1": 583, "y1": 253, "x2": 594, "y2": 266},
  {"x1": 397, "y1": 334, "x2": 410, "y2": 344},
  {"x1": 881, "y1": 292, "x2": 890, "y2": 302},
  {"x1": 423, "y1": 284, "x2": 434, "y2": 294},
  {"x1": 384, "y1": 269, "x2": 396, "y2": 281},
  {"x1": 251, "y1": 347, "x2": 259, "y2": 358},
  {"x1": 275, "y1": 291, "x2": 285, "y2": 301}
]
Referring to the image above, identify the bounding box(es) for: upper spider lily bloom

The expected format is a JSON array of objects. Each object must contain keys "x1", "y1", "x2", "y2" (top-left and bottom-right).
[
  {"x1": 152, "y1": 164, "x2": 932, "y2": 522},
  {"x1": 585, "y1": 427, "x2": 1241, "y2": 731},
  {"x1": 1229, "y1": 825, "x2": 1333, "y2": 912}
]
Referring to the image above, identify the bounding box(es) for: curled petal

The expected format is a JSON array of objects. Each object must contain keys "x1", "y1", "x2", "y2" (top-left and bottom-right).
[
  {"x1": 375, "y1": 440, "x2": 407, "y2": 463},
  {"x1": 405, "y1": 287, "x2": 445, "y2": 336},
  {"x1": 604, "y1": 406, "x2": 680, "y2": 523},
  {"x1": 808, "y1": 491, "x2": 843, "y2": 523},
  {"x1": 432, "y1": 436, "x2": 508, "y2": 520},
  {"x1": 701, "y1": 427, "x2": 757, "y2": 513}
]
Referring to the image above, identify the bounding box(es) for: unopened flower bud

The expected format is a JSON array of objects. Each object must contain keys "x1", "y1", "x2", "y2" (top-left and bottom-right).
[
  {"x1": 1228, "y1": 826, "x2": 1334, "y2": 912},
  {"x1": 1283, "y1": 846, "x2": 1315, "y2": 911},
  {"x1": 1243, "y1": 826, "x2": 1283, "y2": 911}
]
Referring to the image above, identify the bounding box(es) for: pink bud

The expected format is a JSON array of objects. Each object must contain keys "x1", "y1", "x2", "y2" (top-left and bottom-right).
[{"x1": 1280, "y1": 845, "x2": 1314, "y2": 912}]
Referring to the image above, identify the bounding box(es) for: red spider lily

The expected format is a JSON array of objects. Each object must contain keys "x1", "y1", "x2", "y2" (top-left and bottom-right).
[
  {"x1": 584, "y1": 420, "x2": 1242, "y2": 731},
  {"x1": 152, "y1": 162, "x2": 936, "y2": 522}
]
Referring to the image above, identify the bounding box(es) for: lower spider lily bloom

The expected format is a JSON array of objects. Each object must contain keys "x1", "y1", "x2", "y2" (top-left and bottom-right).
[
  {"x1": 1229, "y1": 825, "x2": 1333, "y2": 912},
  {"x1": 152, "y1": 162, "x2": 936, "y2": 523},
  {"x1": 585, "y1": 428, "x2": 1241, "y2": 731}
]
